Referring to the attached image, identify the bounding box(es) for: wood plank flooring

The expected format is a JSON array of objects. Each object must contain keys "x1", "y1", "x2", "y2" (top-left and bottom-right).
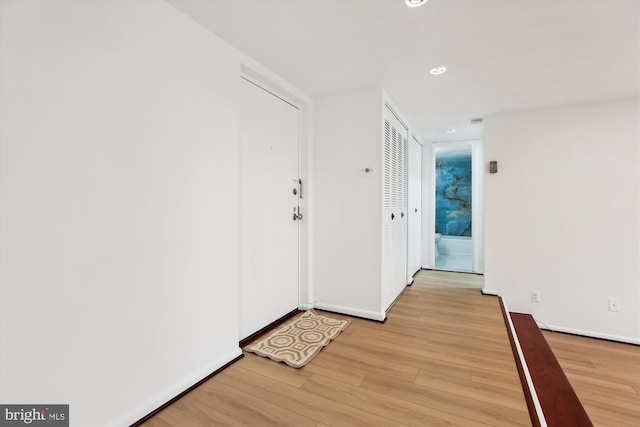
[
  {"x1": 543, "y1": 330, "x2": 640, "y2": 427},
  {"x1": 141, "y1": 270, "x2": 531, "y2": 426}
]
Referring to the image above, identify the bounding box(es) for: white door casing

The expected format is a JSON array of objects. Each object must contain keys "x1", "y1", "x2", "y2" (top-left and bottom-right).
[
  {"x1": 429, "y1": 140, "x2": 483, "y2": 273},
  {"x1": 239, "y1": 77, "x2": 300, "y2": 340}
]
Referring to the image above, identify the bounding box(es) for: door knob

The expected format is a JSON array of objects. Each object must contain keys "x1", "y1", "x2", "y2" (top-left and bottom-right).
[
  {"x1": 415, "y1": 208, "x2": 418, "y2": 213},
  {"x1": 391, "y1": 213, "x2": 395, "y2": 220},
  {"x1": 401, "y1": 212, "x2": 405, "y2": 218}
]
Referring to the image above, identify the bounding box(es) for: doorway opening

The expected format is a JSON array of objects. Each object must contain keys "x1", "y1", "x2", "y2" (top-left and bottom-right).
[
  {"x1": 434, "y1": 146, "x2": 472, "y2": 271},
  {"x1": 430, "y1": 140, "x2": 483, "y2": 274}
]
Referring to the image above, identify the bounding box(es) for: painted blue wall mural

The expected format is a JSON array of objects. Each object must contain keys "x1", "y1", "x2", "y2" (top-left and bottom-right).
[{"x1": 435, "y1": 155, "x2": 472, "y2": 236}]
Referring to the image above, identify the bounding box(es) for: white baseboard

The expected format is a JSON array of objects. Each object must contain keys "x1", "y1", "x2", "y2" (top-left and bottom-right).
[
  {"x1": 313, "y1": 302, "x2": 386, "y2": 321},
  {"x1": 481, "y1": 288, "x2": 498, "y2": 296},
  {"x1": 299, "y1": 303, "x2": 314, "y2": 311},
  {"x1": 536, "y1": 322, "x2": 640, "y2": 345}
]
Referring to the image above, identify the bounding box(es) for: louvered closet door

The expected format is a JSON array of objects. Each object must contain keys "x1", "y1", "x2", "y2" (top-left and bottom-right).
[
  {"x1": 239, "y1": 77, "x2": 300, "y2": 340},
  {"x1": 382, "y1": 106, "x2": 408, "y2": 311}
]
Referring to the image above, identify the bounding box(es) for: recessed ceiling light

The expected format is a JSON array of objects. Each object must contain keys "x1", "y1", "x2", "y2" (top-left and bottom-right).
[
  {"x1": 405, "y1": 0, "x2": 428, "y2": 7},
  {"x1": 447, "y1": 129, "x2": 457, "y2": 134},
  {"x1": 430, "y1": 66, "x2": 447, "y2": 75}
]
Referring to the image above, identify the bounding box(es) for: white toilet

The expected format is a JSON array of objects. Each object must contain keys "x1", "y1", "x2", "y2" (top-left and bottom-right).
[{"x1": 435, "y1": 233, "x2": 441, "y2": 257}]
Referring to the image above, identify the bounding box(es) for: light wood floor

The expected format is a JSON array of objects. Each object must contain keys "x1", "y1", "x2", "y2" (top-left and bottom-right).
[
  {"x1": 141, "y1": 270, "x2": 531, "y2": 426},
  {"x1": 140, "y1": 270, "x2": 640, "y2": 426},
  {"x1": 543, "y1": 330, "x2": 640, "y2": 426}
]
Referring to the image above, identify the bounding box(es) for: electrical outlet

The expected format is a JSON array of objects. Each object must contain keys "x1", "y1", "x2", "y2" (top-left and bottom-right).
[
  {"x1": 531, "y1": 291, "x2": 540, "y2": 303},
  {"x1": 609, "y1": 299, "x2": 620, "y2": 312}
]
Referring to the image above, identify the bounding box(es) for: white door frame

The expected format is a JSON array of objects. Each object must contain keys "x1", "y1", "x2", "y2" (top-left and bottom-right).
[
  {"x1": 239, "y1": 72, "x2": 310, "y2": 339},
  {"x1": 429, "y1": 139, "x2": 484, "y2": 273},
  {"x1": 239, "y1": 65, "x2": 312, "y2": 312}
]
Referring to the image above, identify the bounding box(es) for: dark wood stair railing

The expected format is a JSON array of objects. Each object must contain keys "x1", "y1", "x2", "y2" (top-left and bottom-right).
[{"x1": 509, "y1": 312, "x2": 593, "y2": 427}]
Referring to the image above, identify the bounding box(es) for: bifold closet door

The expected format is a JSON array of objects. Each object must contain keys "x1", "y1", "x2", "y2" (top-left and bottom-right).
[
  {"x1": 382, "y1": 106, "x2": 408, "y2": 310},
  {"x1": 239, "y1": 77, "x2": 300, "y2": 340}
]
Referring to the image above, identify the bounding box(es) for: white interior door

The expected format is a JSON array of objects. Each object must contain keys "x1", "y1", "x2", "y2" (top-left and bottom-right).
[
  {"x1": 239, "y1": 77, "x2": 299, "y2": 340},
  {"x1": 407, "y1": 136, "x2": 422, "y2": 281}
]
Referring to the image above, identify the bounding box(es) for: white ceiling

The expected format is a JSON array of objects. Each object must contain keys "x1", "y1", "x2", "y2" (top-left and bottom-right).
[{"x1": 168, "y1": 0, "x2": 640, "y2": 142}]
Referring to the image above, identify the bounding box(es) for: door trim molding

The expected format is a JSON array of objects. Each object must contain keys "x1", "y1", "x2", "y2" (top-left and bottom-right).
[
  {"x1": 240, "y1": 76, "x2": 299, "y2": 110},
  {"x1": 429, "y1": 139, "x2": 483, "y2": 273}
]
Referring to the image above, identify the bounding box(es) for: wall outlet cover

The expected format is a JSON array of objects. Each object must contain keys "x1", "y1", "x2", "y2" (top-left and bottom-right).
[{"x1": 531, "y1": 291, "x2": 540, "y2": 303}]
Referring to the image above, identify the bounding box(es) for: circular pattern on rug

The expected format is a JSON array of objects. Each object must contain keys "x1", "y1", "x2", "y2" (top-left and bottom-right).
[
  {"x1": 300, "y1": 331, "x2": 323, "y2": 344},
  {"x1": 268, "y1": 335, "x2": 294, "y2": 348},
  {"x1": 297, "y1": 319, "x2": 319, "y2": 329}
]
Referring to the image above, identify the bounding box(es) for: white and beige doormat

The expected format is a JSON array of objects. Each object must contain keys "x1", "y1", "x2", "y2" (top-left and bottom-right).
[{"x1": 245, "y1": 311, "x2": 350, "y2": 368}]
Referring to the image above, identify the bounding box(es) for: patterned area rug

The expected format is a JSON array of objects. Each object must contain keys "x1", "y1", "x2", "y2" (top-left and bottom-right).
[{"x1": 245, "y1": 311, "x2": 350, "y2": 368}]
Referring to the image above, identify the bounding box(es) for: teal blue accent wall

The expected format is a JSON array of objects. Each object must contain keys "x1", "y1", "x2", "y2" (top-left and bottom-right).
[{"x1": 435, "y1": 156, "x2": 472, "y2": 236}]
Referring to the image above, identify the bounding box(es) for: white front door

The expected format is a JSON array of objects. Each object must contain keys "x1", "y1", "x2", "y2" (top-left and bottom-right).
[
  {"x1": 407, "y1": 136, "x2": 422, "y2": 281},
  {"x1": 239, "y1": 77, "x2": 299, "y2": 340}
]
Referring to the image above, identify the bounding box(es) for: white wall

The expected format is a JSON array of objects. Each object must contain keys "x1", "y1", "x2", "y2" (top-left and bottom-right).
[
  {"x1": 484, "y1": 97, "x2": 640, "y2": 343},
  {"x1": 312, "y1": 89, "x2": 384, "y2": 319},
  {"x1": 0, "y1": 1, "x2": 244, "y2": 425}
]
